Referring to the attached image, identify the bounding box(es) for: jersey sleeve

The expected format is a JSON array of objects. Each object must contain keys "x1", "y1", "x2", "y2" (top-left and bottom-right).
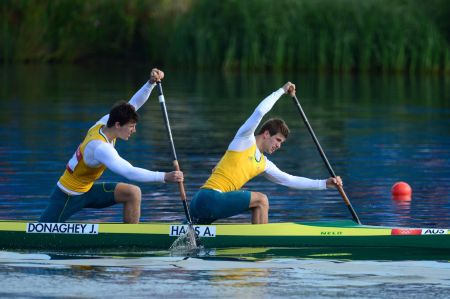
[
  {"x1": 93, "y1": 81, "x2": 155, "y2": 127},
  {"x1": 229, "y1": 88, "x2": 285, "y2": 151},
  {"x1": 128, "y1": 81, "x2": 155, "y2": 111},
  {"x1": 94, "y1": 142, "x2": 166, "y2": 183},
  {"x1": 263, "y1": 159, "x2": 327, "y2": 190}
]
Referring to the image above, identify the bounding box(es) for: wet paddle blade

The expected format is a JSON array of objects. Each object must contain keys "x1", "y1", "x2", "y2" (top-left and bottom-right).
[{"x1": 169, "y1": 226, "x2": 201, "y2": 256}]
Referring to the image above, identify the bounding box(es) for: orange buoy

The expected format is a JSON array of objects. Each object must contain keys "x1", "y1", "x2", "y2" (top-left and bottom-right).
[{"x1": 391, "y1": 181, "x2": 412, "y2": 201}]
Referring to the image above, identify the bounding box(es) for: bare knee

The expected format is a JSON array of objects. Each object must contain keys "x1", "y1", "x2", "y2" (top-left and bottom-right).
[
  {"x1": 250, "y1": 192, "x2": 269, "y2": 210},
  {"x1": 129, "y1": 185, "x2": 141, "y2": 204},
  {"x1": 115, "y1": 183, "x2": 141, "y2": 204}
]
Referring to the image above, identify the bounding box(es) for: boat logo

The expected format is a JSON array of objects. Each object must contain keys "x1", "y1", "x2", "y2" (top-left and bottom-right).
[
  {"x1": 26, "y1": 223, "x2": 99, "y2": 234},
  {"x1": 170, "y1": 225, "x2": 216, "y2": 237},
  {"x1": 320, "y1": 231, "x2": 343, "y2": 236},
  {"x1": 391, "y1": 228, "x2": 448, "y2": 235},
  {"x1": 421, "y1": 228, "x2": 448, "y2": 235}
]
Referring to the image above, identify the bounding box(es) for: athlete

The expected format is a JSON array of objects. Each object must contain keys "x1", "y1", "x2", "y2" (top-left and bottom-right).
[
  {"x1": 39, "y1": 68, "x2": 183, "y2": 223},
  {"x1": 189, "y1": 82, "x2": 342, "y2": 224}
]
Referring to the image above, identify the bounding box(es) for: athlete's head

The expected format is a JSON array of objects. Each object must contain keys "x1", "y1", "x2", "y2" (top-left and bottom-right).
[
  {"x1": 107, "y1": 101, "x2": 139, "y2": 140},
  {"x1": 257, "y1": 118, "x2": 290, "y2": 154},
  {"x1": 107, "y1": 101, "x2": 139, "y2": 128},
  {"x1": 257, "y1": 118, "x2": 290, "y2": 138}
]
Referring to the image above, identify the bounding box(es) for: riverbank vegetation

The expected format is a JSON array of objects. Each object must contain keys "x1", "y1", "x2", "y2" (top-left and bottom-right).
[{"x1": 1, "y1": 0, "x2": 449, "y2": 73}]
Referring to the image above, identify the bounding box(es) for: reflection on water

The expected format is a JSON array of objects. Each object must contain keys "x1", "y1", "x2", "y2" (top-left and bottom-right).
[
  {"x1": 0, "y1": 65, "x2": 449, "y2": 228},
  {"x1": 0, "y1": 250, "x2": 449, "y2": 298}
]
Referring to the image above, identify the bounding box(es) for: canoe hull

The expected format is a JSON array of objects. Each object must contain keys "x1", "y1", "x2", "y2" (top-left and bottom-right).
[{"x1": 1, "y1": 220, "x2": 449, "y2": 251}]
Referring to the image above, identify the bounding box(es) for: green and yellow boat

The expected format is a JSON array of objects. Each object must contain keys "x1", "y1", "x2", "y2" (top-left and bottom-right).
[{"x1": 1, "y1": 220, "x2": 449, "y2": 256}]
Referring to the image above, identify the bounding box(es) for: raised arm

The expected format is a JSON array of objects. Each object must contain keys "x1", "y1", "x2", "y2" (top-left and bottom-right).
[
  {"x1": 229, "y1": 82, "x2": 295, "y2": 150},
  {"x1": 234, "y1": 88, "x2": 284, "y2": 138},
  {"x1": 96, "y1": 68, "x2": 164, "y2": 126},
  {"x1": 129, "y1": 68, "x2": 164, "y2": 110}
]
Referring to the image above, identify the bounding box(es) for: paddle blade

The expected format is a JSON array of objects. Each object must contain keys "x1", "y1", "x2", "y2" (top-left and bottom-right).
[{"x1": 169, "y1": 226, "x2": 200, "y2": 256}]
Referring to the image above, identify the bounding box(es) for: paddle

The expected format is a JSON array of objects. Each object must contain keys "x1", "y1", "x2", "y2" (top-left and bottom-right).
[
  {"x1": 292, "y1": 94, "x2": 362, "y2": 224},
  {"x1": 156, "y1": 82, "x2": 198, "y2": 247}
]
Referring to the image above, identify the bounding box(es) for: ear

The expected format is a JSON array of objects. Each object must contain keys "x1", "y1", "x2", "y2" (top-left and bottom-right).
[
  {"x1": 114, "y1": 122, "x2": 121, "y2": 128},
  {"x1": 263, "y1": 130, "x2": 271, "y2": 139}
]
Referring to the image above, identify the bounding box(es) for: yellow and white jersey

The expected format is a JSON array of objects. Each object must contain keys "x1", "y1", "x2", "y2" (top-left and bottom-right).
[
  {"x1": 202, "y1": 87, "x2": 327, "y2": 192},
  {"x1": 203, "y1": 143, "x2": 266, "y2": 192},
  {"x1": 56, "y1": 81, "x2": 166, "y2": 195},
  {"x1": 58, "y1": 124, "x2": 113, "y2": 193}
]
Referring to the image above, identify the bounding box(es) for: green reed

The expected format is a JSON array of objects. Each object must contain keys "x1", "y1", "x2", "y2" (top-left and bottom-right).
[{"x1": 1, "y1": 0, "x2": 449, "y2": 73}]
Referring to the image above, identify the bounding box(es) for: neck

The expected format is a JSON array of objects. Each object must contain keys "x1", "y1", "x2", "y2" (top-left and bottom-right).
[
  {"x1": 101, "y1": 126, "x2": 116, "y2": 142},
  {"x1": 255, "y1": 134, "x2": 264, "y2": 152}
]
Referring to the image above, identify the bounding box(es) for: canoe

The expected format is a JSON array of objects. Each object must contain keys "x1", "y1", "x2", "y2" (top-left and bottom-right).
[{"x1": 1, "y1": 220, "x2": 449, "y2": 255}]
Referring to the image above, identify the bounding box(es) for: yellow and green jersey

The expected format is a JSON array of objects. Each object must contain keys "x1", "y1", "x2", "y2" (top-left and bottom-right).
[
  {"x1": 59, "y1": 124, "x2": 115, "y2": 193},
  {"x1": 203, "y1": 144, "x2": 266, "y2": 192}
]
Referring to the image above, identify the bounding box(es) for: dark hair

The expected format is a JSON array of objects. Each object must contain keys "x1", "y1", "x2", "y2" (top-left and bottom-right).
[
  {"x1": 257, "y1": 118, "x2": 290, "y2": 138},
  {"x1": 106, "y1": 101, "x2": 139, "y2": 128}
]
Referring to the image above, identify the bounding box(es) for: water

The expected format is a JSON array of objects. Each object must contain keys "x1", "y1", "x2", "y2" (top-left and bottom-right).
[
  {"x1": 0, "y1": 65, "x2": 450, "y2": 297},
  {"x1": 0, "y1": 250, "x2": 449, "y2": 298}
]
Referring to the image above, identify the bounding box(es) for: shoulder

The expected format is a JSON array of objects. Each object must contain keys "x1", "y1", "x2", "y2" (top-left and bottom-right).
[
  {"x1": 90, "y1": 139, "x2": 115, "y2": 154},
  {"x1": 228, "y1": 135, "x2": 256, "y2": 151},
  {"x1": 85, "y1": 139, "x2": 105, "y2": 151},
  {"x1": 263, "y1": 158, "x2": 279, "y2": 172},
  {"x1": 88, "y1": 123, "x2": 104, "y2": 133}
]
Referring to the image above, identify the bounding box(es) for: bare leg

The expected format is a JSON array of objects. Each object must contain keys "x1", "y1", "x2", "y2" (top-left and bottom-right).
[
  {"x1": 249, "y1": 192, "x2": 269, "y2": 224},
  {"x1": 114, "y1": 183, "x2": 142, "y2": 224}
]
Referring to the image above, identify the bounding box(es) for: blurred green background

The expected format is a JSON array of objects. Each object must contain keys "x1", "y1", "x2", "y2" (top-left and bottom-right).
[{"x1": 1, "y1": 0, "x2": 449, "y2": 73}]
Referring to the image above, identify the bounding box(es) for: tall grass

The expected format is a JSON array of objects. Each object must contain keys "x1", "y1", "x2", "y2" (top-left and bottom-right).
[
  {"x1": 1, "y1": 0, "x2": 449, "y2": 73},
  {"x1": 169, "y1": 0, "x2": 450, "y2": 73}
]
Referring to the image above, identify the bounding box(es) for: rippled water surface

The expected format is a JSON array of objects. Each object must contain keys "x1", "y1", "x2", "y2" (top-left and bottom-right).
[
  {"x1": 0, "y1": 65, "x2": 449, "y2": 298},
  {"x1": 0, "y1": 250, "x2": 449, "y2": 299}
]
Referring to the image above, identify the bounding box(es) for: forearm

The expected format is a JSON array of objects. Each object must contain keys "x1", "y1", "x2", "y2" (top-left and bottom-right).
[
  {"x1": 118, "y1": 164, "x2": 166, "y2": 183},
  {"x1": 254, "y1": 88, "x2": 285, "y2": 118},
  {"x1": 93, "y1": 81, "x2": 155, "y2": 126},
  {"x1": 107, "y1": 159, "x2": 166, "y2": 183},
  {"x1": 264, "y1": 161, "x2": 327, "y2": 190},
  {"x1": 234, "y1": 88, "x2": 285, "y2": 138},
  {"x1": 277, "y1": 175, "x2": 327, "y2": 190},
  {"x1": 95, "y1": 143, "x2": 166, "y2": 183},
  {"x1": 128, "y1": 81, "x2": 156, "y2": 111}
]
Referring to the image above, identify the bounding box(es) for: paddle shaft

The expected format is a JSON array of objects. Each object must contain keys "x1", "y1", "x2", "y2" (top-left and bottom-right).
[
  {"x1": 292, "y1": 95, "x2": 361, "y2": 224},
  {"x1": 156, "y1": 82, "x2": 194, "y2": 225}
]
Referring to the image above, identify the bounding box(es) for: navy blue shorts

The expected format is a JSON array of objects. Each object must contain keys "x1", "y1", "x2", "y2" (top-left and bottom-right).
[
  {"x1": 189, "y1": 188, "x2": 251, "y2": 224},
  {"x1": 39, "y1": 182, "x2": 117, "y2": 223}
]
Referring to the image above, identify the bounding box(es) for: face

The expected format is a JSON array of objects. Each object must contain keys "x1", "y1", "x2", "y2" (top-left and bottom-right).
[
  {"x1": 263, "y1": 131, "x2": 286, "y2": 154},
  {"x1": 115, "y1": 121, "x2": 137, "y2": 140}
]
